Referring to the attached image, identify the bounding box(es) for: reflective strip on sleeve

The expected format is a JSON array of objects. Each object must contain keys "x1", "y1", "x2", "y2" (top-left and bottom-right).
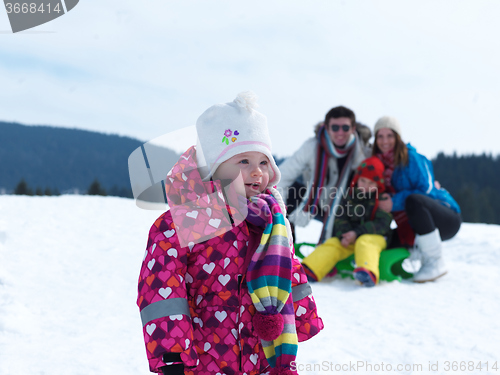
[
  {"x1": 140, "y1": 298, "x2": 190, "y2": 327},
  {"x1": 424, "y1": 161, "x2": 433, "y2": 194},
  {"x1": 292, "y1": 283, "x2": 312, "y2": 302}
]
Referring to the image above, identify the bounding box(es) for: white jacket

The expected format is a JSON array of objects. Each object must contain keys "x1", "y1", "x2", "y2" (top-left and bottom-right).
[{"x1": 277, "y1": 136, "x2": 369, "y2": 227}]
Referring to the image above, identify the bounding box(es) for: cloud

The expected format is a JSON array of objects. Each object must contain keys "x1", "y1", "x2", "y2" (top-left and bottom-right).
[{"x1": 0, "y1": 0, "x2": 499, "y2": 158}]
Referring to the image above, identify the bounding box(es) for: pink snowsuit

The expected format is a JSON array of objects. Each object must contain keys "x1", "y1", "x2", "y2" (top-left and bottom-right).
[{"x1": 137, "y1": 147, "x2": 324, "y2": 374}]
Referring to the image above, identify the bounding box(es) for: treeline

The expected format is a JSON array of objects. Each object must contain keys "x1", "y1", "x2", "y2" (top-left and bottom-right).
[
  {"x1": 3, "y1": 121, "x2": 500, "y2": 224},
  {"x1": 432, "y1": 152, "x2": 500, "y2": 224},
  {"x1": 13, "y1": 178, "x2": 61, "y2": 196},
  {"x1": 276, "y1": 152, "x2": 500, "y2": 225},
  {"x1": 12, "y1": 178, "x2": 132, "y2": 197}
]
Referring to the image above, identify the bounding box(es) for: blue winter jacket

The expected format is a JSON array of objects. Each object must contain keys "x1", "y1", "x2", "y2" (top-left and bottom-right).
[{"x1": 391, "y1": 144, "x2": 461, "y2": 213}]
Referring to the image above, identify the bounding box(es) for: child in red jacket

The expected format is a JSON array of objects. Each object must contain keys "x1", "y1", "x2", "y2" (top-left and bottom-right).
[
  {"x1": 302, "y1": 157, "x2": 392, "y2": 286},
  {"x1": 138, "y1": 92, "x2": 323, "y2": 375}
]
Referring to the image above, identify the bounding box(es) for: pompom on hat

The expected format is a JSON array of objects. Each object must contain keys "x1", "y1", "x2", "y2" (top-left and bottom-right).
[
  {"x1": 195, "y1": 91, "x2": 281, "y2": 187},
  {"x1": 374, "y1": 116, "x2": 402, "y2": 138}
]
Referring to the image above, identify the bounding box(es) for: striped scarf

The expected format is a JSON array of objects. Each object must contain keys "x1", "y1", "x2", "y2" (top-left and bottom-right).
[
  {"x1": 307, "y1": 126, "x2": 357, "y2": 243},
  {"x1": 302, "y1": 126, "x2": 355, "y2": 214},
  {"x1": 246, "y1": 194, "x2": 298, "y2": 370},
  {"x1": 375, "y1": 150, "x2": 396, "y2": 194}
]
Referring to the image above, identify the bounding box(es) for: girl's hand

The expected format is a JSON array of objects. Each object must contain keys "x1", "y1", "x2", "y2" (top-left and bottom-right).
[{"x1": 378, "y1": 193, "x2": 393, "y2": 212}]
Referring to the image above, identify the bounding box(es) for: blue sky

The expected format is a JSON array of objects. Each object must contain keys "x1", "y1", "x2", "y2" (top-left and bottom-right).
[{"x1": 1, "y1": 0, "x2": 499, "y2": 158}]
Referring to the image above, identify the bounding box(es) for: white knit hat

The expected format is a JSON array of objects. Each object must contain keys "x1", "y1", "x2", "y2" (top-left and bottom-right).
[
  {"x1": 195, "y1": 91, "x2": 281, "y2": 187},
  {"x1": 374, "y1": 116, "x2": 402, "y2": 137}
]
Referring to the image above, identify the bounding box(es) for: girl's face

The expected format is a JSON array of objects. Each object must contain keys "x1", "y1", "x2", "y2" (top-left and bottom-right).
[
  {"x1": 376, "y1": 128, "x2": 396, "y2": 154},
  {"x1": 214, "y1": 152, "x2": 271, "y2": 198}
]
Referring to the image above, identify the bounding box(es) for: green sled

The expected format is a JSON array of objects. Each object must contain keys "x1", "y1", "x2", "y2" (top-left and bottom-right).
[{"x1": 294, "y1": 242, "x2": 413, "y2": 282}]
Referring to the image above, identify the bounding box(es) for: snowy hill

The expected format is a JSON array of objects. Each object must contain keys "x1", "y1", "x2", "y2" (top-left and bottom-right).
[{"x1": 1, "y1": 196, "x2": 499, "y2": 375}]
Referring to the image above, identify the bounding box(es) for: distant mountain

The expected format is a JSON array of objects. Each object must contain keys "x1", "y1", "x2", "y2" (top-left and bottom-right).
[
  {"x1": 0, "y1": 121, "x2": 180, "y2": 196},
  {"x1": 2, "y1": 121, "x2": 499, "y2": 224}
]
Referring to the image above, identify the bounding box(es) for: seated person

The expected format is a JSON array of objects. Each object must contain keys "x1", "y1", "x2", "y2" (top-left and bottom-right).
[
  {"x1": 372, "y1": 116, "x2": 461, "y2": 283},
  {"x1": 301, "y1": 157, "x2": 392, "y2": 287},
  {"x1": 277, "y1": 106, "x2": 370, "y2": 243}
]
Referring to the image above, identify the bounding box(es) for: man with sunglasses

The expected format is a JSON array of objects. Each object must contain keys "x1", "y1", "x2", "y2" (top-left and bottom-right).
[{"x1": 277, "y1": 106, "x2": 371, "y2": 243}]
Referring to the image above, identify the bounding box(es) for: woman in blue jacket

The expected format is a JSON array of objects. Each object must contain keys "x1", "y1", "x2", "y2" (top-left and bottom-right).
[{"x1": 372, "y1": 116, "x2": 461, "y2": 283}]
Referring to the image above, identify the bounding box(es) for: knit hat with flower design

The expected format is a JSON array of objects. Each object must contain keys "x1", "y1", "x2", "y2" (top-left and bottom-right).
[{"x1": 195, "y1": 91, "x2": 281, "y2": 187}]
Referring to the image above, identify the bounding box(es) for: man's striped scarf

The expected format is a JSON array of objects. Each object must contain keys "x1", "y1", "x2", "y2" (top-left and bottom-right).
[
  {"x1": 303, "y1": 125, "x2": 357, "y2": 243},
  {"x1": 303, "y1": 125, "x2": 356, "y2": 215},
  {"x1": 246, "y1": 193, "x2": 298, "y2": 370}
]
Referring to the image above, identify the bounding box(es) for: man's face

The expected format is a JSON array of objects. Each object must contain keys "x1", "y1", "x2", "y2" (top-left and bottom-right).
[{"x1": 326, "y1": 117, "x2": 355, "y2": 147}]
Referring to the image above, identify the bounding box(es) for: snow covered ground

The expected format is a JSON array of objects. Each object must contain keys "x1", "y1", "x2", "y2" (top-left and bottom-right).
[{"x1": 1, "y1": 195, "x2": 499, "y2": 375}]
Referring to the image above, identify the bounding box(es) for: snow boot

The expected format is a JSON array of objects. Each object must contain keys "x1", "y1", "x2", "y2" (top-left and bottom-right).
[
  {"x1": 402, "y1": 246, "x2": 422, "y2": 274},
  {"x1": 413, "y1": 229, "x2": 447, "y2": 283},
  {"x1": 353, "y1": 267, "x2": 376, "y2": 287},
  {"x1": 302, "y1": 264, "x2": 318, "y2": 283}
]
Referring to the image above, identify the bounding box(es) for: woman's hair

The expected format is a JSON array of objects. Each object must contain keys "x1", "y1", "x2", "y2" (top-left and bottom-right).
[{"x1": 372, "y1": 129, "x2": 409, "y2": 167}]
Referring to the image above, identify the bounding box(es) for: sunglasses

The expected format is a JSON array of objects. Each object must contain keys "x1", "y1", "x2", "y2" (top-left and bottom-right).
[{"x1": 330, "y1": 124, "x2": 351, "y2": 132}]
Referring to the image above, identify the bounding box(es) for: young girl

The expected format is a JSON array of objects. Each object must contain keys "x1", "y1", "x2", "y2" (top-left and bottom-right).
[{"x1": 137, "y1": 92, "x2": 323, "y2": 375}]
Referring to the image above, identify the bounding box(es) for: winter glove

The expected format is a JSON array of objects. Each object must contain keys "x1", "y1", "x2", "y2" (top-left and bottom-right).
[
  {"x1": 160, "y1": 353, "x2": 184, "y2": 375},
  {"x1": 160, "y1": 364, "x2": 184, "y2": 375}
]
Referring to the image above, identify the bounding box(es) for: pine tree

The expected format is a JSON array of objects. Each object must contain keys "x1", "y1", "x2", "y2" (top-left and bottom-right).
[
  {"x1": 14, "y1": 179, "x2": 33, "y2": 195},
  {"x1": 88, "y1": 179, "x2": 106, "y2": 196}
]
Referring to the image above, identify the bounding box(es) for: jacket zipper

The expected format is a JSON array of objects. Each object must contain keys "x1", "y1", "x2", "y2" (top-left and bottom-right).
[{"x1": 238, "y1": 274, "x2": 243, "y2": 372}]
